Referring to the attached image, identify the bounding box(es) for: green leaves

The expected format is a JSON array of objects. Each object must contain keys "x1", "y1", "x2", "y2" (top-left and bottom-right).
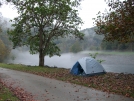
[
  {"x1": 89, "y1": 53, "x2": 105, "y2": 64},
  {"x1": 9, "y1": 0, "x2": 83, "y2": 66},
  {"x1": 70, "y1": 41, "x2": 82, "y2": 53},
  {"x1": 0, "y1": 39, "x2": 7, "y2": 62}
]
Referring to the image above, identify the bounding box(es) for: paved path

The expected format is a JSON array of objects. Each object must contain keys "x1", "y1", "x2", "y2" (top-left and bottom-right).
[{"x1": 0, "y1": 68, "x2": 133, "y2": 101}]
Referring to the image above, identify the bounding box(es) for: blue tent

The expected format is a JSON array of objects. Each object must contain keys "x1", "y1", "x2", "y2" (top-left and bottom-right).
[
  {"x1": 70, "y1": 57, "x2": 106, "y2": 76},
  {"x1": 70, "y1": 62, "x2": 84, "y2": 75}
]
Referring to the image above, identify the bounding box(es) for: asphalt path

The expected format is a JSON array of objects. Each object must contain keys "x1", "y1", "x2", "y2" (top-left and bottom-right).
[{"x1": 0, "y1": 68, "x2": 133, "y2": 101}]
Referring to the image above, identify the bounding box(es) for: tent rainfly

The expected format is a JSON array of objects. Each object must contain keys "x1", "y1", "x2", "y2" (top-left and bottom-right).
[{"x1": 70, "y1": 57, "x2": 106, "y2": 76}]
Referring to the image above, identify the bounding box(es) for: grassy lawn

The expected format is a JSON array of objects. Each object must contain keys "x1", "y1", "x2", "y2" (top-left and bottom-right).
[
  {"x1": 0, "y1": 82, "x2": 19, "y2": 101},
  {"x1": 81, "y1": 51, "x2": 134, "y2": 55},
  {"x1": 97, "y1": 51, "x2": 134, "y2": 55},
  {"x1": 0, "y1": 63, "x2": 134, "y2": 99}
]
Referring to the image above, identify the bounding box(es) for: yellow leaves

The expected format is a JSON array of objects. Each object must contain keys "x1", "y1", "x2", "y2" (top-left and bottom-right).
[
  {"x1": 115, "y1": 27, "x2": 119, "y2": 30},
  {"x1": 0, "y1": 39, "x2": 7, "y2": 62}
]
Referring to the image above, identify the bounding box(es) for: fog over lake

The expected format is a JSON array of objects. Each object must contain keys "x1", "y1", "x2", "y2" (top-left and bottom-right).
[{"x1": 6, "y1": 50, "x2": 134, "y2": 74}]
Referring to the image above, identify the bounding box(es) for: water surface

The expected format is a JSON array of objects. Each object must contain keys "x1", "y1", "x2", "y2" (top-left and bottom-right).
[{"x1": 7, "y1": 50, "x2": 134, "y2": 74}]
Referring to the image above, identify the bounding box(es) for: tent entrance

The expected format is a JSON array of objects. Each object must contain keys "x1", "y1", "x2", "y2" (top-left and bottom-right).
[{"x1": 70, "y1": 62, "x2": 85, "y2": 75}]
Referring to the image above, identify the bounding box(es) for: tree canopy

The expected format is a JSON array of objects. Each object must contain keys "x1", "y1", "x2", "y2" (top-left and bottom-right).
[
  {"x1": 70, "y1": 41, "x2": 82, "y2": 53},
  {"x1": 0, "y1": 39, "x2": 7, "y2": 62},
  {"x1": 94, "y1": 0, "x2": 134, "y2": 43},
  {"x1": 0, "y1": 12, "x2": 11, "y2": 62},
  {"x1": 0, "y1": 28, "x2": 10, "y2": 62},
  {"x1": 8, "y1": 0, "x2": 84, "y2": 66}
]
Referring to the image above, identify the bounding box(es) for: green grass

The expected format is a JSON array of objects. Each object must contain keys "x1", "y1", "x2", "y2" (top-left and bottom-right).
[
  {"x1": 97, "y1": 51, "x2": 134, "y2": 55},
  {"x1": 0, "y1": 63, "x2": 62, "y2": 73},
  {"x1": 81, "y1": 51, "x2": 134, "y2": 55},
  {"x1": 0, "y1": 63, "x2": 134, "y2": 98},
  {"x1": 0, "y1": 83, "x2": 19, "y2": 101}
]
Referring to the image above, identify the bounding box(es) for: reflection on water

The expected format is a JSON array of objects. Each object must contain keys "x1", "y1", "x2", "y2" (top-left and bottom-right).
[{"x1": 7, "y1": 50, "x2": 134, "y2": 74}]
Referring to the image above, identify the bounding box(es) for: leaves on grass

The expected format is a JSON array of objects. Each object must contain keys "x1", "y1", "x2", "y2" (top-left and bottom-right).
[
  {"x1": 0, "y1": 63, "x2": 134, "y2": 98},
  {"x1": 0, "y1": 79, "x2": 37, "y2": 101}
]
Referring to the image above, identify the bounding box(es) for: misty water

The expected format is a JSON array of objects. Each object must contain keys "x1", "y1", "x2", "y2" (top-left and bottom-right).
[{"x1": 6, "y1": 50, "x2": 134, "y2": 74}]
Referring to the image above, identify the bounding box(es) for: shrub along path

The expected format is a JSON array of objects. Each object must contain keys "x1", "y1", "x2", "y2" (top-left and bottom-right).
[{"x1": 0, "y1": 63, "x2": 134, "y2": 100}]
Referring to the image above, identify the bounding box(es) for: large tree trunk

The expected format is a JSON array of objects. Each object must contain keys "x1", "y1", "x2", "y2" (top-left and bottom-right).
[
  {"x1": 39, "y1": 30, "x2": 44, "y2": 66},
  {"x1": 39, "y1": 50, "x2": 44, "y2": 66}
]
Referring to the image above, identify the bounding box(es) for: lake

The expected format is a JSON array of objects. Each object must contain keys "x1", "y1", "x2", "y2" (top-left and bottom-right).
[{"x1": 7, "y1": 50, "x2": 134, "y2": 74}]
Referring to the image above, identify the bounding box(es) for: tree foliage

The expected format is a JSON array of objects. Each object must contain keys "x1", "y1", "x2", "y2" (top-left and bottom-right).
[
  {"x1": 101, "y1": 40, "x2": 134, "y2": 51},
  {"x1": 0, "y1": 39, "x2": 8, "y2": 62},
  {"x1": 70, "y1": 41, "x2": 82, "y2": 53},
  {"x1": 94, "y1": 0, "x2": 134, "y2": 43},
  {"x1": 0, "y1": 13, "x2": 11, "y2": 62},
  {"x1": 0, "y1": 0, "x2": 11, "y2": 6},
  {"x1": 8, "y1": 0, "x2": 84, "y2": 66}
]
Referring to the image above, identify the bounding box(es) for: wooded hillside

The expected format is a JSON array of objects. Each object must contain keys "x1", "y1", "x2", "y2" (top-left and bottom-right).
[{"x1": 0, "y1": 16, "x2": 11, "y2": 62}]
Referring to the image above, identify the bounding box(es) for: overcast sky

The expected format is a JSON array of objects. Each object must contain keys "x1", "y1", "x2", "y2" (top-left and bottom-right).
[{"x1": 0, "y1": 0, "x2": 108, "y2": 29}]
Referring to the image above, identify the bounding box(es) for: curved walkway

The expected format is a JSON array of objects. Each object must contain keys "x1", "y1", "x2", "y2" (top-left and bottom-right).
[{"x1": 0, "y1": 68, "x2": 133, "y2": 101}]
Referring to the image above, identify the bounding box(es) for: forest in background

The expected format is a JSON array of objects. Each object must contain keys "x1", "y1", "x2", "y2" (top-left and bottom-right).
[
  {"x1": 0, "y1": 16, "x2": 134, "y2": 62},
  {"x1": 56, "y1": 27, "x2": 134, "y2": 53},
  {"x1": 0, "y1": 16, "x2": 11, "y2": 62}
]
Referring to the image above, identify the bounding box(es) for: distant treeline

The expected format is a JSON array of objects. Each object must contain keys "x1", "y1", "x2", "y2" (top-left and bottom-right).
[
  {"x1": 55, "y1": 38, "x2": 134, "y2": 53},
  {"x1": 0, "y1": 23, "x2": 11, "y2": 62},
  {"x1": 56, "y1": 27, "x2": 134, "y2": 53},
  {"x1": 0, "y1": 20, "x2": 133, "y2": 62},
  {"x1": 101, "y1": 40, "x2": 134, "y2": 51}
]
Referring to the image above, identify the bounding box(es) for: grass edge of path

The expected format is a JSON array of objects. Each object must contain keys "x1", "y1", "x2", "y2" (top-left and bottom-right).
[{"x1": 0, "y1": 63, "x2": 134, "y2": 99}]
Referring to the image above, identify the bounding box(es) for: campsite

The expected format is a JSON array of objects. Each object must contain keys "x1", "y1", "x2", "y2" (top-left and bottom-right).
[
  {"x1": 0, "y1": 50, "x2": 134, "y2": 100},
  {"x1": 0, "y1": 0, "x2": 134, "y2": 100}
]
